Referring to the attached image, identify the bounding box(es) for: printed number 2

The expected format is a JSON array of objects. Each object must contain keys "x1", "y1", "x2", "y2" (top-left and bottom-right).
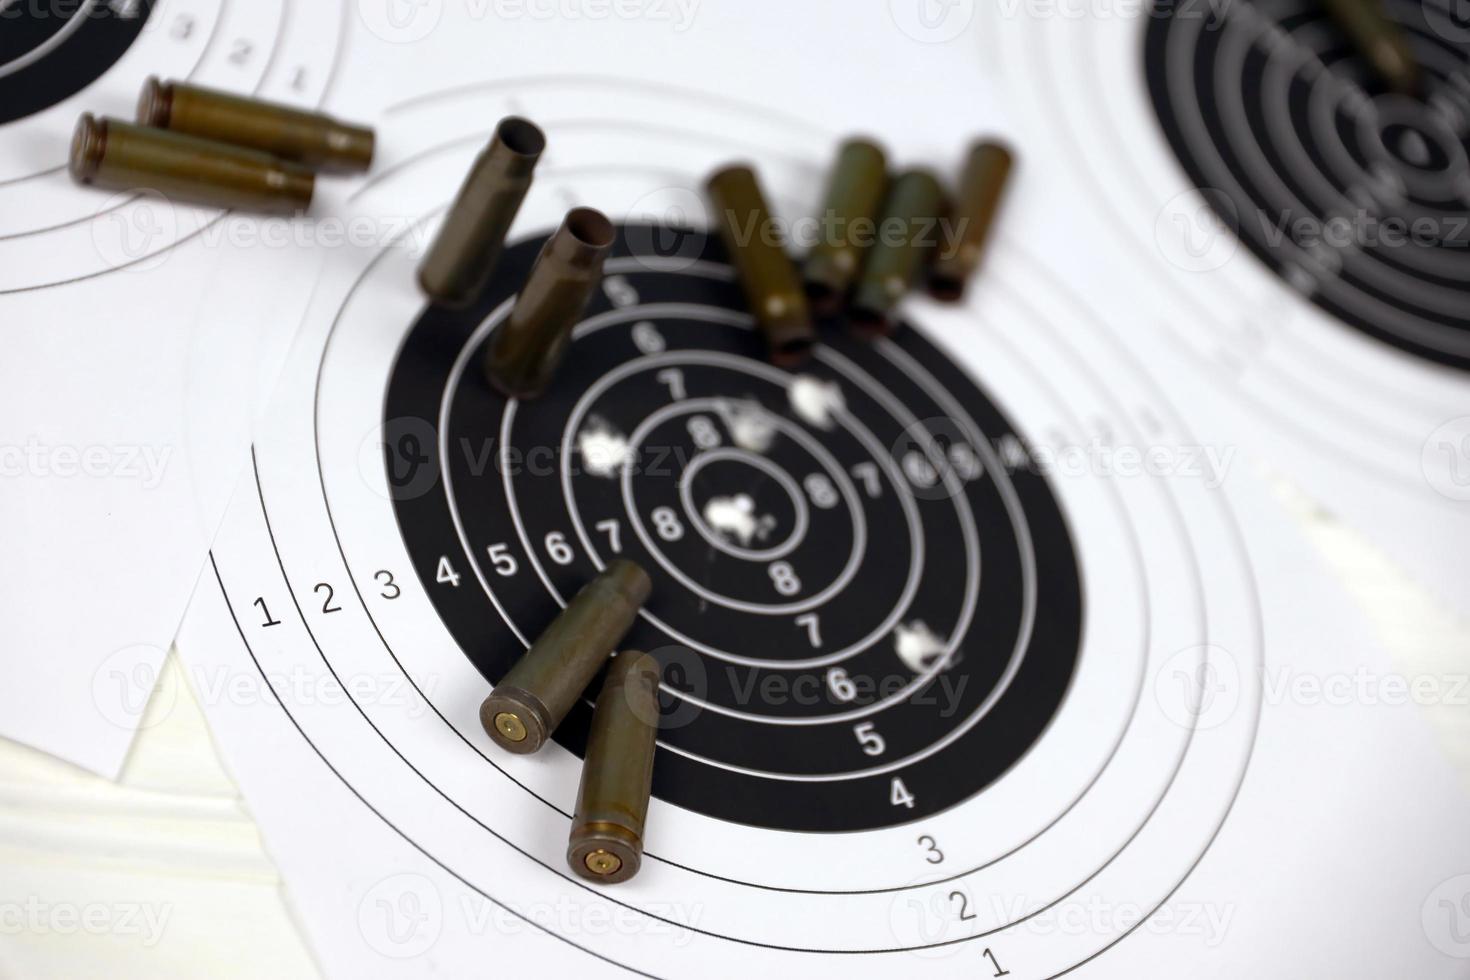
[{"x1": 314, "y1": 583, "x2": 342, "y2": 614}]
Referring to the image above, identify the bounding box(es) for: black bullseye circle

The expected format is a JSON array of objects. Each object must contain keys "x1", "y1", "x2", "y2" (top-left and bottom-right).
[
  {"x1": 0, "y1": 0, "x2": 154, "y2": 125},
  {"x1": 385, "y1": 223, "x2": 1083, "y2": 832},
  {"x1": 1382, "y1": 121, "x2": 1453, "y2": 170},
  {"x1": 1144, "y1": 0, "x2": 1470, "y2": 367},
  {"x1": 682, "y1": 449, "x2": 805, "y2": 561}
]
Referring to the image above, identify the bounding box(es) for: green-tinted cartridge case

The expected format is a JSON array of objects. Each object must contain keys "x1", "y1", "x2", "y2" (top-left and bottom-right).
[
  {"x1": 567, "y1": 650, "x2": 661, "y2": 884},
  {"x1": 849, "y1": 169, "x2": 946, "y2": 336},
  {"x1": 418, "y1": 117, "x2": 546, "y2": 308},
  {"x1": 482, "y1": 206, "x2": 615, "y2": 399},
  {"x1": 706, "y1": 164, "x2": 815, "y2": 367},
  {"x1": 137, "y1": 76, "x2": 375, "y2": 173},
  {"x1": 1322, "y1": 0, "x2": 1420, "y2": 94},
  {"x1": 929, "y1": 141, "x2": 1014, "y2": 302},
  {"x1": 803, "y1": 138, "x2": 888, "y2": 316},
  {"x1": 69, "y1": 113, "x2": 313, "y2": 214},
  {"x1": 479, "y1": 560, "x2": 651, "y2": 754}
]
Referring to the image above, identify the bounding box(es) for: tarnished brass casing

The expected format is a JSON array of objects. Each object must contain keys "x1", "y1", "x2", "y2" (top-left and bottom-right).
[
  {"x1": 482, "y1": 207, "x2": 615, "y2": 399},
  {"x1": 803, "y1": 138, "x2": 888, "y2": 316},
  {"x1": 706, "y1": 164, "x2": 815, "y2": 367},
  {"x1": 418, "y1": 117, "x2": 546, "y2": 308},
  {"x1": 849, "y1": 169, "x2": 945, "y2": 336},
  {"x1": 1322, "y1": 0, "x2": 1420, "y2": 95},
  {"x1": 929, "y1": 141, "x2": 1013, "y2": 303},
  {"x1": 479, "y1": 560, "x2": 651, "y2": 754},
  {"x1": 70, "y1": 113, "x2": 313, "y2": 214},
  {"x1": 137, "y1": 76, "x2": 374, "y2": 173},
  {"x1": 567, "y1": 650, "x2": 661, "y2": 884}
]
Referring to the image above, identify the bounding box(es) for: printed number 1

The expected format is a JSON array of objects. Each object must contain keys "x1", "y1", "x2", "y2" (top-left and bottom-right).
[{"x1": 253, "y1": 597, "x2": 281, "y2": 628}]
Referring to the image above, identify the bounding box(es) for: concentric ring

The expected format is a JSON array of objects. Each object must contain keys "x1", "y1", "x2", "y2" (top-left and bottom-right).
[
  {"x1": 385, "y1": 222, "x2": 1081, "y2": 829},
  {"x1": 1145, "y1": 0, "x2": 1470, "y2": 366},
  {"x1": 678, "y1": 446, "x2": 812, "y2": 563}
]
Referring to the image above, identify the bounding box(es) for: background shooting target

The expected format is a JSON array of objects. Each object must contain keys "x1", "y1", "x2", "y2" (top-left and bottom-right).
[
  {"x1": 0, "y1": 0, "x2": 364, "y2": 774},
  {"x1": 0, "y1": 0, "x2": 153, "y2": 126},
  {"x1": 0, "y1": 0, "x2": 348, "y2": 291},
  {"x1": 978, "y1": 0, "x2": 1470, "y2": 615},
  {"x1": 1144, "y1": 0, "x2": 1470, "y2": 368}
]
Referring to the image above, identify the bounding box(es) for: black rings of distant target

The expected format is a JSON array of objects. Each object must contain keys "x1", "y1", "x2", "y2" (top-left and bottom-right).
[
  {"x1": 1145, "y1": 0, "x2": 1470, "y2": 368},
  {"x1": 385, "y1": 223, "x2": 1083, "y2": 832},
  {"x1": 0, "y1": 0, "x2": 154, "y2": 125}
]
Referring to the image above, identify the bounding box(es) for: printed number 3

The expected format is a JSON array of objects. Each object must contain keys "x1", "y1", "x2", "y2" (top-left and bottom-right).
[{"x1": 375, "y1": 570, "x2": 401, "y2": 599}]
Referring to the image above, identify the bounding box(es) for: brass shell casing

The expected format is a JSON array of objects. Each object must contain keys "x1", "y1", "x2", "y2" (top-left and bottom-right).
[
  {"x1": 482, "y1": 207, "x2": 615, "y2": 399},
  {"x1": 418, "y1": 117, "x2": 546, "y2": 309},
  {"x1": 479, "y1": 560, "x2": 651, "y2": 755},
  {"x1": 568, "y1": 650, "x2": 661, "y2": 885},
  {"x1": 137, "y1": 76, "x2": 375, "y2": 173},
  {"x1": 803, "y1": 138, "x2": 888, "y2": 316},
  {"x1": 706, "y1": 164, "x2": 815, "y2": 367},
  {"x1": 70, "y1": 113, "x2": 314, "y2": 214},
  {"x1": 849, "y1": 168, "x2": 946, "y2": 336},
  {"x1": 1322, "y1": 0, "x2": 1421, "y2": 95},
  {"x1": 928, "y1": 141, "x2": 1014, "y2": 303}
]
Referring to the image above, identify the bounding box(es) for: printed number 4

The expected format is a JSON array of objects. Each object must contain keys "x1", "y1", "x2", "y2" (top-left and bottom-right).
[
  {"x1": 436, "y1": 557, "x2": 460, "y2": 587},
  {"x1": 890, "y1": 777, "x2": 914, "y2": 808}
]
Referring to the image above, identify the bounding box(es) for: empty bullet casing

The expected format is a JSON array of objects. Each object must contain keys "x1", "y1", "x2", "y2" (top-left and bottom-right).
[
  {"x1": 803, "y1": 139, "x2": 888, "y2": 316},
  {"x1": 69, "y1": 114, "x2": 313, "y2": 214},
  {"x1": 568, "y1": 650, "x2": 661, "y2": 884},
  {"x1": 849, "y1": 169, "x2": 946, "y2": 336},
  {"x1": 137, "y1": 76, "x2": 374, "y2": 173},
  {"x1": 419, "y1": 117, "x2": 546, "y2": 309},
  {"x1": 480, "y1": 560, "x2": 651, "y2": 754},
  {"x1": 483, "y1": 207, "x2": 614, "y2": 399},
  {"x1": 929, "y1": 141, "x2": 1014, "y2": 303},
  {"x1": 1322, "y1": 0, "x2": 1420, "y2": 95},
  {"x1": 706, "y1": 165, "x2": 815, "y2": 367}
]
